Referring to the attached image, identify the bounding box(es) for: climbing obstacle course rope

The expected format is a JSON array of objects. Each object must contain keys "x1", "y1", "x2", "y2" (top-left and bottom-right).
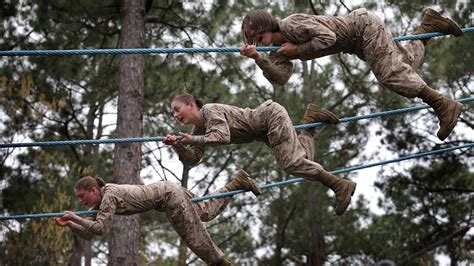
[
  {"x1": 0, "y1": 27, "x2": 473, "y2": 221},
  {"x1": 0, "y1": 210, "x2": 98, "y2": 220},
  {"x1": 1, "y1": 97, "x2": 473, "y2": 148},
  {"x1": 1, "y1": 141, "x2": 472, "y2": 220},
  {"x1": 0, "y1": 27, "x2": 473, "y2": 57},
  {"x1": 191, "y1": 142, "x2": 474, "y2": 202}
]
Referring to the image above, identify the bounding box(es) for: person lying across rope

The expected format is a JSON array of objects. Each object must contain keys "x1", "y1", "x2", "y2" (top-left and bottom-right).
[
  {"x1": 240, "y1": 8, "x2": 464, "y2": 141},
  {"x1": 164, "y1": 93, "x2": 356, "y2": 216},
  {"x1": 55, "y1": 173, "x2": 261, "y2": 266}
]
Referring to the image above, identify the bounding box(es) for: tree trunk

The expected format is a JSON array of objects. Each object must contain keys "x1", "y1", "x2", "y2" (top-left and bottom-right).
[
  {"x1": 84, "y1": 241, "x2": 92, "y2": 266},
  {"x1": 307, "y1": 189, "x2": 325, "y2": 266},
  {"x1": 302, "y1": 60, "x2": 326, "y2": 266},
  {"x1": 68, "y1": 236, "x2": 91, "y2": 266},
  {"x1": 272, "y1": 184, "x2": 285, "y2": 265},
  {"x1": 302, "y1": 61, "x2": 314, "y2": 106},
  {"x1": 178, "y1": 165, "x2": 191, "y2": 266},
  {"x1": 109, "y1": 0, "x2": 145, "y2": 265}
]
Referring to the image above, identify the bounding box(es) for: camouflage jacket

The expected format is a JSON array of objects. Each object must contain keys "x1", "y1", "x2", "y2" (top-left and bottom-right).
[
  {"x1": 71, "y1": 183, "x2": 164, "y2": 238},
  {"x1": 256, "y1": 8, "x2": 368, "y2": 85},
  {"x1": 172, "y1": 101, "x2": 273, "y2": 166}
]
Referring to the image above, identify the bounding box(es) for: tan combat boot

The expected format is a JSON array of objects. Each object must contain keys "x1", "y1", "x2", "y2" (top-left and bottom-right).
[
  {"x1": 317, "y1": 170, "x2": 356, "y2": 216},
  {"x1": 418, "y1": 87, "x2": 463, "y2": 141},
  {"x1": 415, "y1": 8, "x2": 463, "y2": 44},
  {"x1": 225, "y1": 169, "x2": 262, "y2": 196},
  {"x1": 303, "y1": 103, "x2": 340, "y2": 134},
  {"x1": 303, "y1": 103, "x2": 340, "y2": 124}
]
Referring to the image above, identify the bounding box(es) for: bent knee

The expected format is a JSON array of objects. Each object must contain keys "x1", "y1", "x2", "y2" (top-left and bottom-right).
[
  {"x1": 162, "y1": 181, "x2": 188, "y2": 206},
  {"x1": 279, "y1": 158, "x2": 305, "y2": 173}
]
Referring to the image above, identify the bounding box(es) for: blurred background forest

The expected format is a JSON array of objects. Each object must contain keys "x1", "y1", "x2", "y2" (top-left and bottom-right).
[{"x1": 0, "y1": 0, "x2": 473, "y2": 265}]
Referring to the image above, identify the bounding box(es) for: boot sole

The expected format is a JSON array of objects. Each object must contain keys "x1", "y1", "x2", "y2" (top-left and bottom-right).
[
  {"x1": 335, "y1": 181, "x2": 357, "y2": 216},
  {"x1": 237, "y1": 170, "x2": 263, "y2": 196},
  {"x1": 304, "y1": 104, "x2": 340, "y2": 124},
  {"x1": 437, "y1": 102, "x2": 463, "y2": 141},
  {"x1": 425, "y1": 9, "x2": 463, "y2": 37}
]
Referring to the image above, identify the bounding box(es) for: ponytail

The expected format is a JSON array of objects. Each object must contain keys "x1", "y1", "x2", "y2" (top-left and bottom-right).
[
  {"x1": 172, "y1": 92, "x2": 204, "y2": 109},
  {"x1": 75, "y1": 176, "x2": 106, "y2": 191},
  {"x1": 195, "y1": 98, "x2": 204, "y2": 109},
  {"x1": 94, "y1": 177, "x2": 106, "y2": 188}
]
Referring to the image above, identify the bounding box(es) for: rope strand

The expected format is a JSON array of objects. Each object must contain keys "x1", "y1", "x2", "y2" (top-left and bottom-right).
[
  {"x1": 1, "y1": 97, "x2": 472, "y2": 148},
  {"x1": 1, "y1": 142, "x2": 471, "y2": 220},
  {"x1": 0, "y1": 27, "x2": 472, "y2": 57},
  {"x1": 191, "y1": 142, "x2": 474, "y2": 202}
]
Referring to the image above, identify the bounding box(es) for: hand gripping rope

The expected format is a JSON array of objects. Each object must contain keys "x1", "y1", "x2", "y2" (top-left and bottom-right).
[
  {"x1": 0, "y1": 28, "x2": 472, "y2": 56},
  {"x1": 0, "y1": 28, "x2": 473, "y2": 220},
  {"x1": 1, "y1": 136, "x2": 472, "y2": 219},
  {"x1": 1, "y1": 98, "x2": 473, "y2": 148}
]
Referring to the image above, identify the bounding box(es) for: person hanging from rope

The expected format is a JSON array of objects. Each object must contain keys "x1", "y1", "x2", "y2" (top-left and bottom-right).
[
  {"x1": 240, "y1": 8, "x2": 464, "y2": 141},
  {"x1": 54, "y1": 173, "x2": 261, "y2": 266},
  {"x1": 163, "y1": 93, "x2": 356, "y2": 216}
]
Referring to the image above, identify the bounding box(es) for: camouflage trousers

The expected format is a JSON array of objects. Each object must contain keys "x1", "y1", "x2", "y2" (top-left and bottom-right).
[
  {"x1": 156, "y1": 181, "x2": 231, "y2": 264},
  {"x1": 351, "y1": 8, "x2": 428, "y2": 97},
  {"x1": 255, "y1": 102, "x2": 324, "y2": 181}
]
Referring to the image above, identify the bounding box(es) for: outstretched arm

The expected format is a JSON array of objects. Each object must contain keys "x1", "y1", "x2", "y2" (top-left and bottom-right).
[
  {"x1": 256, "y1": 53, "x2": 294, "y2": 86},
  {"x1": 55, "y1": 216, "x2": 94, "y2": 241},
  {"x1": 69, "y1": 223, "x2": 95, "y2": 240},
  {"x1": 241, "y1": 44, "x2": 293, "y2": 86},
  {"x1": 172, "y1": 142, "x2": 205, "y2": 167},
  {"x1": 188, "y1": 108, "x2": 232, "y2": 146},
  {"x1": 163, "y1": 134, "x2": 205, "y2": 166},
  {"x1": 62, "y1": 195, "x2": 117, "y2": 236}
]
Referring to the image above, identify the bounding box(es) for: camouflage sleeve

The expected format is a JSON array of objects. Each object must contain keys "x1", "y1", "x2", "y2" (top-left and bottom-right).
[
  {"x1": 191, "y1": 107, "x2": 230, "y2": 146},
  {"x1": 171, "y1": 142, "x2": 204, "y2": 167},
  {"x1": 74, "y1": 193, "x2": 118, "y2": 236},
  {"x1": 68, "y1": 222, "x2": 94, "y2": 241},
  {"x1": 255, "y1": 54, "x2": 293, "y2": 86},
  {"x1": 290, "y1": 23, "x2": 337, "y2": 56}
]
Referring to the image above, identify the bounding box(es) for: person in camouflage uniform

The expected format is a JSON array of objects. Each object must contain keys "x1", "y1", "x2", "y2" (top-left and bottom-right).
[
  {"x1": 240, "y1": 8, "x2": 464, "y2": 141},
  {"x1": 55, "y1": 172, "x2": 262, "y2": 266},
  {"x1": 164, "y1": 93, "x2": 356, "y2": 216}
]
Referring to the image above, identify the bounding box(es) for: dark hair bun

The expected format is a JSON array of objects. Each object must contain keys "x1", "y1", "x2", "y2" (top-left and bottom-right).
[{"x1": 94, "y1": 177, "x2": 106, "y2": 188}]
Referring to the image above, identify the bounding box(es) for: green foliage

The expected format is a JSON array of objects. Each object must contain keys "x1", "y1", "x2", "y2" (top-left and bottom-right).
[
  {"x1": 1, "y1": 0, "x2": 472, "y2": 264},
  {"x1": 372, "y1": 157, "x2": 473, "y2": 263},
  {"x1": 0, "y1": 191, "x2": 73, "y2": 264}
]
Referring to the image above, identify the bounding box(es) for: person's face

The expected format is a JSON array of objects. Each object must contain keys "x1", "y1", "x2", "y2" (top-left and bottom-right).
[
  {"x1": 250, "y1": 31, "x2": 273, "y2": 46},
  {"x1": 75, "y1": 188, "x2": 101, "y2": 208},
  {"x1": 171, "y1": 100, "x2": 196, "y2": 124},
  {"x1": 245, "y1": 22, "x2": 274, "y2": 46}
]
